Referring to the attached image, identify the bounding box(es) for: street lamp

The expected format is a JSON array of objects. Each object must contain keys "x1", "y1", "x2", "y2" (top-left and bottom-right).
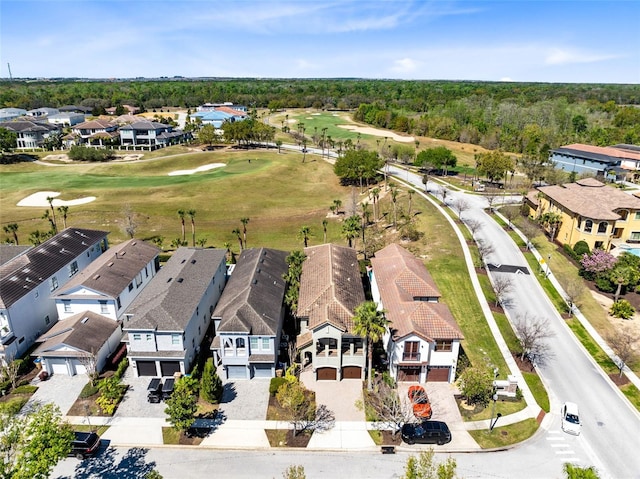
[
  {"x1": 546, "y1": 254, "x2": 552, "y2": 277},
  {"x1": 84, "y1": 404, "x2": 92, "y2": 431},
  {"x1": 490, "y1": 393, "x2": 502, "y2": 432}
]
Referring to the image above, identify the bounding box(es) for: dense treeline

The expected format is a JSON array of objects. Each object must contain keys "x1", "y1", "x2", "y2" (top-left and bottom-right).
[{"x1": 2, "y1": 79, "x2": 638, "y2": 153}]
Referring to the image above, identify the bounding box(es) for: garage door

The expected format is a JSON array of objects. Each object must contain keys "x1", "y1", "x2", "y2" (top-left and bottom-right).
[
  {"x1": 160, "y1": 361, "x2": 181, "y2": 377},
  {"x1": 49, "y1": 358, "x2": 68, "y2": 375},
  {"x1": 253, "y1": 364, "x2": 273, "y2": 378},
  {"x1": 398, "y1": 366, "x2": 420, "y2": 382},
  {"x1": 342, "y1": 366, "x2": 362, "y2": 379},
  {"x1": 136, "y1": 361, "x2": 157, "y2": 376},
  {"x1": 227, "y1": 365, "x2": 247, "y2": 379},
  {"x1": 427, "y1": 366, "x2": 450, "y2": 382},
  {"x1": 317, "y1": 367, "x2": 337, "y2": 380},
  {"x1": 71, "y1": 360, "x2": 86, "y2": 376}
]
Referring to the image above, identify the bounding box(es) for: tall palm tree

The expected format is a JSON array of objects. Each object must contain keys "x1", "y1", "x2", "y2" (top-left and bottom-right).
[
  {"x1": 187, "y1": 209, "x2": 196, "y2": 246},
  {"x1": 177, "y1": 209, "x2": 186, "y2": 243},
  {"x1": 407, "y1": 189, "x2": 414, "y2": 217},
  {"x1": 298, "y1": 225, "x2": 312, "y2": 248},
  {"x1": 240, "y1": 217, "x2": 250, "y2": 248},
  {"x1": 390, "y1": 185, "x2": 399, "y2": 227},
  {"x1": 332, "y1": 199, "x2": 342, "y2": 215},
  {"x1": 341, "y1": 215, "x2": 361, "y2": 249},
  {"x1": 371, "y1": 187, "x2": 380, "y2": 222},
  {"x1": 46, "y1": 196, "x2": 58, "y2": 233},
  {"x1": 353, "y1": 301, "x2": 388, "y2": 391},
  {"x1": 322, "y1": 218, "x2": 328, "y2": 243},
  {"x1": 223, "y1": 242, "x2": 232, "y2": 263},
  {"x1": 3, "y1": 223, "x2": 19, "y2": 245},
  {"x1": 42, "y1": 210, "x2": 56, "y2": 233},
  {"x1": 29, "y1": 230, "x2": 45, "y2": 246},
  {"x1": 57, "y1": 205, "x2": 69, "y2": 230},
  {"x1": 232, "y1": 228, "x2": 243, "y2": 251}
]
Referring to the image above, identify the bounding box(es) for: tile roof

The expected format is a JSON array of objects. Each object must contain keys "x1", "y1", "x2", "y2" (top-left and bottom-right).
[
  {"x1": 536, "y1": 179, "x2": 640, "y2": 220},
  {"x1": 123, "y1": 247, "x2": 226, "y2": 332},
  {"x1": 215, "y1": 106, "x2": 248, "y2": 117},
  {"x1": 214, "y1": 248, "x2": 288, "y2": 335},
  {"x1": 74, "y1": 119, "x2": 117, "y2": 130},
  {"x1": 297, "y1": 244, "x2": 365, "y2": 332},
  {"x1": 371, "y1": 243, "x2": 463, "y2": 341},
  {"x1": 0, "y1": 228, "x2": 109, "y2": 309},
  {"x1": 34, "y1": 310, "x2": 120, "y2": 357},
  {"x1": 54, "y1": 239, "x2": 159, "y2": 299}
]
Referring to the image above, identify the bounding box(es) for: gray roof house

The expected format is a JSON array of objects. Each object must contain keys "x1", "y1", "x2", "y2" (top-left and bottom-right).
[
  {"x1": 211, "y1": 248, "x2": 288, "y2": 380},
  {"x1": 123, "y1": 247, "x2": 227, "y2": 377},
  {"x1": 1, "y1": 119, "x2": 61, "y2": 149},
  {"x1": 0, "y1": 228, "x2": 109, "y2": 361}
]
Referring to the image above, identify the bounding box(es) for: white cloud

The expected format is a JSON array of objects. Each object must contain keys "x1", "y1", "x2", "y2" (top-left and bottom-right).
[
  {"x1": 391, "y1": 58, "x2": 420, "y2": 73},
  {"x1": 500, "y1": 77, "x2": 513, "y2": 82},
  {"x1": 545, "y1": 48, "x2": 621, "y2": 65}
]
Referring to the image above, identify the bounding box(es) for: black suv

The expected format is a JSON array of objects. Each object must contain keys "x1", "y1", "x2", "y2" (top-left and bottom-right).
[
  {"x1": 70, "y1": 431, "x2": 101, "y2": 459},
  {"x1": 401, "y1": 421, "x2": 452, "y2": 445}
]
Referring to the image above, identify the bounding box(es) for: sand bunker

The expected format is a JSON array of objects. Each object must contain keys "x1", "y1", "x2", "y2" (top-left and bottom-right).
[
  {"x1": 168, "y1": 163, "x2": 225, "y2": 176},
  {"x1": 17, "y1": 191, "x2": 96, "y2": 207},
  {"x1": 337, "y1": 124, "x2": 415, "y2": 143}
]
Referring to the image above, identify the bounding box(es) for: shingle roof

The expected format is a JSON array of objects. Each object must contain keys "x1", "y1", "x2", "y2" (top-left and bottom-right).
[
  {"x1": 296, "y1": 244, "x2": 365, "y2": 332},
  {"x1": 0, "y1": 245, "x2": 32, "y2": 267},
  {"x1": 54, "y1": 239, "x2": 159, "y2": 299},
  {"x1": 119, "y1": 120, "x2": 168, "y2": 131},
  {"x1": 74, "y1": 119, "x2": 116, "y2": 130},
  {"x1": 371, "y1": 244, "x2": 463, "y2": 341},
  {"x1": 0, "y1": 228, "x2": 109, "y2": 309},
  {"x1": 34, "y1": 310, "x2": 120, "y2": 356},
  {"x1": 536, "y1": 179, "x2": 640, "y2": 221},
  {"x1": 214, "y1": 248, "x2": 288, "y2": 335},
  {"x1": 123, "y1": 247, "x2": 226, "y2": 332},
  {"x1": 554, "y1": 143, "x2": 640, "y2": 162},
  {"x1": 2, "y1": 120, "x2": 59, "y2": 133}
]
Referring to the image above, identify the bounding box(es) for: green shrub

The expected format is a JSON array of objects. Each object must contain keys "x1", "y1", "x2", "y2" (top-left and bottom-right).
[
  {"x1": 610, "y1": 300, "x2": 636, "y2": 319},
  {"x1": 269, "y1": 377, "x2": 287, "y2": 396},
  {"x1": 115, "y1": 358, "x2": 129, "y2": 380},
  {"x1": 563, "y1": 244, "x2": 579, "y2": 261},
  {"x1": 68, "y1": 146, "x2": 114, "y2": 162},
  {"x1": 595, "y1": 276, "x2": 615, "y2": 293},
  {"x1": 80, "y1": 382, "x2": 100, "y2": 398},
  {"x1": 200, "y1": 358, "x2": 223, "y2": 404},
  {"x1": 0, "y1": 397, "x2": 28, "y2": 415},
  {"x1": 0, "y1": 380, "x2": 11, "y2": 393},
  {"x1": 158, "y1": 253, "x2": 172, "y2": 264},
  {"x1": 11, "y1": 384, "x2": 37, "y2": 394},
  {"x1": 573, "y1": 240, "x2": 590, "y2": 257}
]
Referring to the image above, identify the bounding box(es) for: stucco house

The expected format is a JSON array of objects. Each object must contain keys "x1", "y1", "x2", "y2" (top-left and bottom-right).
[
  {"x1": 71, "y1": 119, "x2": 119, "y2": 147},
  {"x1": 0, "y1": 228, "x2": 109, "y2": 362},
  {"x1": 1, "y1": 119, "x2": 61, "y2": 150},
  {"x1": 526, "y1": 178, "x2": 640, "y2": 251},
  {"x1": 0, "y1": 108, "x2": 27, "y2": 122},
  {"x1": 550, "y1": 143, "x2": 640, "y2": 182},
  {"x1": 123, "y1": 247, "x2": 227, "y2": 377},
  {"x1": 211, "y1": 248, "x2": 288, "y2": 380},
  {"x1": 296, "y1": 244, "x2": 366, "y2": 381},
  {"x1": 119, "y1": 120, "x2": 189, "y2": 150},
  {"x1": 48, "y1": 112, "x2": 85, "y2": 127},
  {"x1": 52, "y1": 239, "x2": 160, "y2": 322},
  {"x1": 370, "y1": 244, "x2": 464, "y2": 383},
  {"x1": 33, "y1": 310, "x2": 122, "y2": 377},
  {"x1": 27, "y1": 107, "x2": 60, "y2": 119}
]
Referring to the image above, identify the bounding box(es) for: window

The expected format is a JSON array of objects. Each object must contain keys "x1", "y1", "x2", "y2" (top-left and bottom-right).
[
  {"x1": 630, "y1": 231, "x2": 640, "y2": 241},
  {"x1": 116, "y1": 296, "x2": 122, "y2": 309},
  {"x1": 99, "y1": 300, "x2": 108, "y2": 314},
  {"x1": 63, "y1": 300, "x2": 72, "y2": 313},
  {"x1": 618, "y1": 210, "x2": 629, "y2": 221},
  {"x1": 144, "y1": 265, "x2": 148, "y2": 278},
  {"x1": 50, "y1": 276, "x2": 59, "y2": 292},
  {"x1": 128, "y1": 282, "x2": 134, "y2": 292},
  {"x1": 133, "y1": 333, "x2": 141, "y2": 341},
  {"x1": 196, "y1": 307, "x2": 199, "y2": 316},
  {"x1": 236, "y1": 338, "x2": 245, "y2": 349},
  {"x1": 146, "y1": 334, "x2": 153, "y2": 341},
  {"x1": 584, "y1": 220, "x2": 593, "y2": 233},
  {"x1": 69, "y1": 261, "x2": 78, "y2": 277},
  {"x1": 250, "y1": 337, "x2": 259, "y2": 350},
  {"x1": 135, "y1": 272, "x2": 143, "y2": 287},
  {"x1": 45, "y1": 315, "x2": 50, "y2": 325},
  {"x1": 403, "y1": 341, "x2": 420, "y2": 361},
  {"x1": 598, "y1": 222, "x2": 608, "y2": 234},
  {"x1": 172, "y1": 334, "x2": 180, "y2": 345},
  {"x1": 635, "y1": 212, "x2": 640, "y2": 220},
  {"x1": 435, "y1": 340, "x2": 453, "y2": 352},
  {"x1": 262, "y1": 338, "x2": 270, "y2": 349},
  {"x1": 192, "y1": 338, "x2": 195, "y2": 347}
]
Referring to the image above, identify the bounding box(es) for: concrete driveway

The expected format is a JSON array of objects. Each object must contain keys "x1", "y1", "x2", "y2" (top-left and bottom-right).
[
  {"x1": 300, "y1": 370, "x2": 365, "y2": 421},
  {"x1": 217, "y1": 373, "x2": 271, "y2": 421},
  {"x1": 25, "y1": 373, "x2": 87, "y2": 416},
  {"x1": 113, "y1": 368, "x2": 167, "y2": 418}
]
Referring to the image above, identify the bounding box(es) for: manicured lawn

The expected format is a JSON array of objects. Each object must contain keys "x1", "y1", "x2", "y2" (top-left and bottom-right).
[
  {"x1": 457, "y1": 397, "x2": 526, "y2": 421},
  {"x1": 468, "y1": 418, "x2": 538, "y2": 449},
  {"x1": 522, "y1": 372, "x2": 550, "y2": 413}
]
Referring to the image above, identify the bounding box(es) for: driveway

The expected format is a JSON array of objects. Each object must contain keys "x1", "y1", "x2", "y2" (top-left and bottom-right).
[
  {"x1": 217, "y1": 368, "x2": 271, "y2": 421},
  {"x1": 300, "y1": 370, "x2": 364, "y2": 421},
  {"x1": 25, "y1": 373, "x2": 87, "y2": 416},
  {"x1": 113, "y1": 368, "x2": 167, "y2": 418}
]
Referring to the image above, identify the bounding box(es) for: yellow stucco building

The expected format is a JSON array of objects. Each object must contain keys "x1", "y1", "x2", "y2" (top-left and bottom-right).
[{"x1": 526, "y1": 178, "x2": 640, "y2": 252}]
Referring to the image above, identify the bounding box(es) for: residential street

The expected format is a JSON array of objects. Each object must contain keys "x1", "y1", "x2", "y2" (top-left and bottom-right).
[{"x1": 389, "y1": 165, "x2": 640, "y2": 479}]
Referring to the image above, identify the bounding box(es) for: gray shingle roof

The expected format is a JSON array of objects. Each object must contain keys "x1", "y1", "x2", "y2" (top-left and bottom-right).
[
  {"x1": 0, "y1": 228, "x2": 109, "y2": 309},
  {"x1": 123, "y1": 247, "x2": 226, "y2": 332},
  {"x1": 54, "y1": 239, "x2": 159, "y2": 299},
  {"x1": 214, "y1": 248, "x2": 288, "y2": 335},
  {"x1": 34, "y1": 310, "x2": 120, "y2": 356},
  {"x1": 0, "y1": 245, "x2": 32, "y2": 267}
]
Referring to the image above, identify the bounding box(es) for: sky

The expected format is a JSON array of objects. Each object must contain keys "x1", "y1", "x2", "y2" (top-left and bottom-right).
[{"x1": 1, "y1": 0, "x2": 639, "y2": 83}]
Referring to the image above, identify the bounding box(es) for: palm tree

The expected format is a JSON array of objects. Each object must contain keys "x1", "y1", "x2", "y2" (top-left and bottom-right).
[
  {"x1": 232, "y1": 228, "x2": 243, "y2": 251},
  {"x1": 322, "y1": 218, "x2": 328, "y2": 243},
  {"x1": 353, "y1": 301, "x2": 388, "y2": 391},
  {"x1": 332, "y1": 199, "x2": 342, "y2": 215},
  {"x1": 223, "y1": 242, "x2": 232, "y2": 263},
  {"x1": 390, "y1": 185, "x2": 399, "y2": 227},
  {"x1": 240, "y1": 217, "x2": 250, "y2": 248},
  {"x1": 187, "y1": 209, "x2": 196, "y2": 246},
  {"x1": 196, "y1": 237, "x2": 207, "y2": 247},
  {"x1": 57, "y1": 205, "x2": 69, "y2": 230},
  {"x1": 46, "y1": 196, "x2": 57, "y2": 233},
  {"x1": 42, "y1": 210, "x2": 56, "y2": 232},
  {"x1": 3, "y1": 223, "x2": 19, "y2": 245},
  {"x1": 298, "y1": 225, "x2": 312, "y2": 248},
  {"x1": 177, "y1": 209, "x2": 186, "y2": 243},
  {"x1": 407, "y1": 189, "x2": 414, "y2": 217},
  {"x1": 371, "y1": 187, "x2": 380, "y2": 222},
  {"x1": 341, "y1": 215, "x2": 361, "y2": 249},
  {"x1": 29, "y1": 229, "x2": 45, "y2": 246}
]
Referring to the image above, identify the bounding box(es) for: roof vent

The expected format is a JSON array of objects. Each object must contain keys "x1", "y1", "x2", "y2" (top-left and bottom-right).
[
  {"x1": 108, "y1": 261, "x2": 114, "y2": 267},
  {"x1": 181, "y1": 259, "x2": 186, "y2": 264},
  {"x1": 252, "y1": 279, "x2": 258, "y2": 285},
  {"x1": 132, "y1": 241, "x2": 137, "y2": 245},
  {"x1": 93, "y1": 274, "x2": 100, "y2": 280},
  {"x1": 191, "y1": 259, "x2": 196, "y2": 264},
  {"x1": 81, "y1": 317, "x2": 89, "y2": 324},
  {"x1": 167, "y1": 277, "x2": 173, "y2": 283},
  {"x1": 177, "y1": 278, "x2": 184, "y2": 283}
]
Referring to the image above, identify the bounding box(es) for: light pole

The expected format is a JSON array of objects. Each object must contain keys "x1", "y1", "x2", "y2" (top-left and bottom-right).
[
  {"x1": 490, "y1": 393, "x2": 502, "y2": 432},
  {"x1": 546, "y1": 254, "x2": 552, "y2": 277},
  {"x1": 84, "y1": 404, "x2": 92, "y2": 431}
]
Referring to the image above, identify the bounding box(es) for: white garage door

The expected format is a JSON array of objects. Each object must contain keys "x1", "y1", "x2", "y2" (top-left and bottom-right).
[
  {"x1": 49, "y1": 358, "x2": 68, "y2": 375},
  {"x1": 71, "y1": 360, "x2": 86, "y2": 376},
  {"x1": 226, "y1": 365, "x2": 247, "y2": 379},
  {"x1": 253, "y1": 364, "x2": 273, "y2": 378}
]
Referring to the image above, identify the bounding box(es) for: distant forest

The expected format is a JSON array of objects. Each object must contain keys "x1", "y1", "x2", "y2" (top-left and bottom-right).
[{"x1": 1, "y1": 79, "x2": 639, "y2": 154}]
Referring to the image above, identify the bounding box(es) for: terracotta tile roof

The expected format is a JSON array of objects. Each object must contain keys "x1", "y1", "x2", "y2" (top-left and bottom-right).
[
  {"x1": 74, "y1": 119, "x2": 116, "y2": 130},
  {"x1": 296, "y1": 244, "x2": 365, "y2": 333},
  {"x1": 215, "y1": 106, "x2": 247, "y2": 117},
  {"x1": 536, "y1": 179, "x2": 640, "y2": 220},
  {"x1": 371, "y1": 244, "x2": 463, "y2": 341}
]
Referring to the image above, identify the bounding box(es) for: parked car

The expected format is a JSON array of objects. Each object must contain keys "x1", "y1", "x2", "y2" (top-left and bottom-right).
[
  {"x1": 561, "y1": 402, "x2": 581, "y2": 435},
  {"x1": 408, "y1": 385, "x2": 432, "y2": 419},
  {"x1": 162, "y1": 378, "x2": 175, "y2": 400},
  {"x1": 147, "y1": 378, "x2": 163, "y2": 403},
  {"x1": 401, "y1": 421, "x2": 451, "y2": 445},
  {"x1": 70, "y1": 431, "x2": 101, "y2": 459}
]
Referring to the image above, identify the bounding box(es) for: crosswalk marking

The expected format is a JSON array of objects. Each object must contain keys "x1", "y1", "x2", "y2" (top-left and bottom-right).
[
  {"x1": 556, "y1": 450, "x2": 577, "y2": 455},
  {"x1": 550, "y1": 443, "x2": 570, "y2": 448}
]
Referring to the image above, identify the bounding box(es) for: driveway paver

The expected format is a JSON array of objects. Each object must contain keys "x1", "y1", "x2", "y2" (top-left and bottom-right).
[
  {"x1": 26, "y1": 373, "x2": 87, "y2": 416},
  {"x1": 217, "y1": 371, "x2": 270, "y2": 421}
]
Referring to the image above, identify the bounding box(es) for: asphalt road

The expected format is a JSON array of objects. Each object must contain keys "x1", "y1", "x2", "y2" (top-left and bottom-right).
[{"x1": 388, "y1": 165, "x2": 640, "y2": 479}]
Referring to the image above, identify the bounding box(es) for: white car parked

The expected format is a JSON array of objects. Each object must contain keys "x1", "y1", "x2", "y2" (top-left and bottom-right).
[{"x1": 561, "y1": 402, "x2": 581, "y2": 435}]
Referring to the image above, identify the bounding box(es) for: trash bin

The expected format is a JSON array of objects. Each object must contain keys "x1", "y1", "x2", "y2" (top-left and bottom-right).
[{"x1": 34, "y1": 358, "x2": 42, "y2": 370}]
